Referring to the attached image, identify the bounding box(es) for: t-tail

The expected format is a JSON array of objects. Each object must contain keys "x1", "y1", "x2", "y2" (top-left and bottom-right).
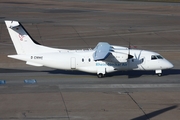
[
  {"x1": 5, "y1": 20, "x2": 62, "y2": 55},
  {"x1": 5, "y1": 20, "x2": 42, "y2": 55},
  {"x1": 5, "y1": 20, "x2": 63, "y2": 66}
]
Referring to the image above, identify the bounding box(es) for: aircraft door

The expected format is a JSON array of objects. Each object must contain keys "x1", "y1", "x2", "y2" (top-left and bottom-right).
[{"x1": 71, "y1": 57, "x2": 76, "y2": 69}]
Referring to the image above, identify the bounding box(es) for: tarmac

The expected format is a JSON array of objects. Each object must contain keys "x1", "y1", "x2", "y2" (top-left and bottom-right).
[{"x1": 0, "y1": 0, "x2": 180, "y2": 119}]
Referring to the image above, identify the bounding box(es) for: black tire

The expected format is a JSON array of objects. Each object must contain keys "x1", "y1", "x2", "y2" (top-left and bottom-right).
[
  {"x1": 157, "y1": 73, "x2": 162, "y2": 77},
  {"x1": 97, "y1": 73, "x2": 104, "y2": 78}
]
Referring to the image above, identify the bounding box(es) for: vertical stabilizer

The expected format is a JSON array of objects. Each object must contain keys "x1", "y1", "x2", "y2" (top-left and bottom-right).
[{"x1": 5, "y1": 20, "x2": 40, "y2": 55}]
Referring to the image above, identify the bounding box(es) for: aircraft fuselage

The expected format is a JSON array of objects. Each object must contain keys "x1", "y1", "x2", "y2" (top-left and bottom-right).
[{"x1": 9, "y1": 48, "x2": 173, "y2": 75}]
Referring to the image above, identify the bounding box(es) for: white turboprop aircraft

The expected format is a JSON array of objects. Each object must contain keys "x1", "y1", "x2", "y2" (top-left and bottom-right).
[{"x1": 5, "y1": 20, "x2": 173, "y2": 78}]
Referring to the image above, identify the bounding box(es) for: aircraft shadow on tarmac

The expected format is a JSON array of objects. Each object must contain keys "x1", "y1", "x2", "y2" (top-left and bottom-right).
[
  {"x1": 47, "y1": 69, "x2": 180, "y2": 78},
  {"x1": 108, "y1": 69, "x2": 180, "y2": 78},
  {"x1": 0, "y1": 68, "x2": 180, "y2": 78},
  {"x1": 131, "y1": 105, "x2": 178, "y2": 120}
]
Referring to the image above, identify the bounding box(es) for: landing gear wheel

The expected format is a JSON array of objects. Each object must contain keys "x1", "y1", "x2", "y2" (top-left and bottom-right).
[
  {"x1": 157, "y1": 73, "x2": 162, "y2": 77},
  {"x1": 155, "y1": 70, "x2": 162, "y2": 77},
  {"x1": 97, "y1": 73, "x2": 104, "y2": 78}
]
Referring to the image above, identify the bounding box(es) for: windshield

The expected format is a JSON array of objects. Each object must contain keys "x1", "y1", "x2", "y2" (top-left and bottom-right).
[
  {"x1": 156, "y1": 55, "x2": 163, "y2": 59},
  {"x1": 151, "y1": 55, "x2": 163, "y2": 60}
]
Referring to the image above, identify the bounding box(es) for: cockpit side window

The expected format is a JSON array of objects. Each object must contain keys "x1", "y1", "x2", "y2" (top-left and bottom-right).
[{"x1": 151, "y1": 55, "x2": 157, "y2": 60}]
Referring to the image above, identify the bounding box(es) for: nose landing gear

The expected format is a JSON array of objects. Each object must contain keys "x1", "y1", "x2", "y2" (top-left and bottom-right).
[
  {"x1": 155, "y1": 70, "x2": 162, "y2": 77},
  {"x1": 157, "y1": 73, "x2": 162, "y2": 77}
]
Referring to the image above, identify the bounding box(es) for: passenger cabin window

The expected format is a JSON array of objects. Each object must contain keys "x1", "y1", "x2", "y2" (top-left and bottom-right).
[
  {"x1": 82, "y1": 58, "x2": 84, "y2": 62},
  {"x1": 88, "y1": 58, "x2": 91, "y2": 62}
]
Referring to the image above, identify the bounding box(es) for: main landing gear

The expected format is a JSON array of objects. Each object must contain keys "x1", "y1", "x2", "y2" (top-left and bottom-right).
[
  {"x1": 97, "y1": 73, "x2": 104, "y2": 78},
  {"x1": 97, "y1": 68, "x2": 106, "y2": 78}
]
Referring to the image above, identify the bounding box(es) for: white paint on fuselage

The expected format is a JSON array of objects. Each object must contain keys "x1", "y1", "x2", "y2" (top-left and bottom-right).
[{"x1": 10, "y1": 48, "x2": 172, "y2": 74}]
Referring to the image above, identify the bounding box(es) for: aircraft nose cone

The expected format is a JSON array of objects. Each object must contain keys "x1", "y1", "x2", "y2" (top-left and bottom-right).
[
  {"x1": 169, "y1": 62, "x2": 174, "y2": 68},
  {"x1": 166, "y1": 61, "x2": 173, "y2": 69}
]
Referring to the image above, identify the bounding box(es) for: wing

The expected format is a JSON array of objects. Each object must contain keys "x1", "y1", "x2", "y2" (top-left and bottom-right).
[
  {"x1": 93, "y1": 42, "x2": 112, "y2": 61},
  {"x1": 93, "y1": 42, "x2": 133, "y2": 61}
]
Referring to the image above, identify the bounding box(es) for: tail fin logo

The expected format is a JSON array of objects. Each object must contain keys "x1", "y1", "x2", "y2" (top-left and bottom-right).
[{"x1": 19, "y1": 34, "x2": 25, "y2": 41}]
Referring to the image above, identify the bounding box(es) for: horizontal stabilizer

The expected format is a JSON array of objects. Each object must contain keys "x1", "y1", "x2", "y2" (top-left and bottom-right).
[
  {"x1": 8, "y1": 55, "x2": 29, "y2": 60},
  {"x1": 26, "y1": 61, "x2": 43, "y2": 66},
  {"x1": 5, "y1": 21, "x2": 20, "y2": 28},
  {"x1": 8, "y1": 55, "x2": 43, "y2": 67}
]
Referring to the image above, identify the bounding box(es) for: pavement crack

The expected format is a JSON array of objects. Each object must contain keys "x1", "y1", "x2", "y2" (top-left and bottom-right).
[
  {"x1": 22, "y1": 112, "x2": 26, "y2": 118},
  {"x1": 127, "y1": 93, "x2": 150, "y2": 120},
  {"x1": 59, "y1": 91, "x2": 70, "y2": 120},
  {"x1": 72, "y1": 26, "x2": 90, "y2": 48},
  {"x1": 35, "y1": 24, "x2": 44, "y2": 44}
]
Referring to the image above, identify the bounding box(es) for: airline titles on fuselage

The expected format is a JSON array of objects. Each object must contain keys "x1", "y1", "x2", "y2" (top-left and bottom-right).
[{"x1": 96, "y1": 62, "x2": 127, "y2": 67}]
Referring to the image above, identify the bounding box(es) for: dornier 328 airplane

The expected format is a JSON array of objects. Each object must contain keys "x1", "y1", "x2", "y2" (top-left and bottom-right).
[{"x1": 5, "y1": 20, "x2": 173, "y2": 78}]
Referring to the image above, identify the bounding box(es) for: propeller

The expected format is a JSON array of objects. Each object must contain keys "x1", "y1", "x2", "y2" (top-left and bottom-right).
[{"x1": 127, "y1": 41, "x2": 133, "y2": 59}]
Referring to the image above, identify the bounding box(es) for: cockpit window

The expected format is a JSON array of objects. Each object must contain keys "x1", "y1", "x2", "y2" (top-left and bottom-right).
[
  {"x1": 151, "y1": 55, "x2": 157, "y2": 60},
  {"x1": 151, "y1": 55, "x2": 164, "y2": 60},
  {"x1": 156, "y1": 55, "x2": 163, "y2": 59}
]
